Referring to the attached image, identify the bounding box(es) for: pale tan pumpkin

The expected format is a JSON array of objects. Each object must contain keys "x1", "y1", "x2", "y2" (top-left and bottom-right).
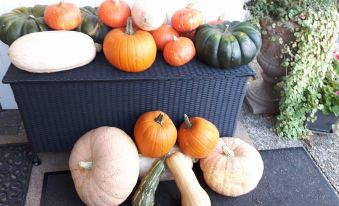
[
  {"x1": 200, "y1": 137, "x2": 264, "y2": 197},
  {"x1": 166, "y1": 152, "x2": 211, "y2": 206},
  {"x1": 69, "y1": 127, "x2": 139, "y2": 206}
]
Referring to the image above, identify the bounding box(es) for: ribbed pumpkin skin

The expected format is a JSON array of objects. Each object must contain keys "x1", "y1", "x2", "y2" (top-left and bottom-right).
[
  {"x1": 44, "y1": 2, "x2": 82, "y2": 30},
  {"x1": 178, "y1": 116, "x2": 219, "y2": 158},
  {"x1": 98, "y1": 0, "x2": 131, "y2": 28},
  {"x1": 134, "y1": 111, "x2": 177, "y2": 158},
  {"x1": 69, "y1": 127, "x2": 139, "y2": 206},
  {"x1": 152, "y1": 25, "x2": 179, "y2": 51},
  {"x1": 132, "y1": 156, "x2": 166, "y2": 206},
  {"x1": 163, "y1": 37, "x2": 196, "y2": 67},
  {"x1": 195, "y1": 21, "x2": 261, "y2": 68},
  {"x1": 77, "y1": 6, "x2": 109, "y2": 44},
  {"x1": 103, "y1": 20, "x2": 157, "y2": 72},
  {"x1": 171, "y1": 4, "x2": 204, "y2": 33},
  {"x1": 0, "y1": 5, "x2": 49, "y2": 45},
  {"x1": 200, "y1": 138, "x2": 264, "y2": 197}
]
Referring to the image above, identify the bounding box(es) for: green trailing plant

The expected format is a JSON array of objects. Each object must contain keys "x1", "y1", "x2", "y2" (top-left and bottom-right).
[
  {"x1": 320, "y1": 58, "x2": 339, "y2": 116},
  {"x1": 247, "y1": 0, "x2": 339, "y2": 138}
]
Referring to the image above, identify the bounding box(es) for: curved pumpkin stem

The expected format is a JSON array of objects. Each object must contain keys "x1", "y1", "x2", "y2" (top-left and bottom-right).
[
  {"x1": 126, "y1": 17, "x2": 134, "y2": 35},
  {"x1": 221, "y1": 145, "x2": 234, "y2": 157},
  {"x1": 28, "y1": 14, "x2": 35, "y2": 19},
  {"x1": 186, "y1": 3, "x2": 194, "y2": 9},
  {"x1": 173, "y1": 36, "x2": 178, "y2": 41},
  {"x1": 218, "y1": 13, "x2": 225, "y2": 21},
  {"x1": 59, "y1": 0, "x2": 64, "y2": 6},
  {"x1": 78, "y1": 161, "x2": 93, "y2": 170},
  {"x1": 184, "y1": 114, "x2": 192, "y2": 129},
  {"x1": 155, "y1": 113, "x2": 164, "y2": 125},
  {"x1": 224, "y1": 24, "x2": 230, "y2": 33}
]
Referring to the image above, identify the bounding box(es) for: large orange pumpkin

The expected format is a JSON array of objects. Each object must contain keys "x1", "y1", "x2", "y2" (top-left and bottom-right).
[
  {"x1": 178, "y1": 114, "x2": 219, "y2": 158},
  {"x1": 171, "y1": 3, "x2": 204, "y2": 33},
  {"x1": 98, "y1": 0, "x2": 131, "y2": 28},
  {"x1": 151, "y1": 24, "x2": 179, "y2": 51},
  {"x1": 134, "y1": 111, "x2": 177, "y2": 158},
  {"x1": 163, "y1": 36, "x2": 196, "y2": 67},
  {"x1": 103, "y1": 17, "x2": 157, "y2": 72},
  {"x1": 44, "y1": 1, "x2": 82, "y2": 30}
]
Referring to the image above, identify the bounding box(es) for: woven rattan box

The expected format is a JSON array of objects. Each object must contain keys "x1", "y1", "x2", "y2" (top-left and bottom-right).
[{"x1": 3, "y1": 53, "x2": 254, "y2": 153}]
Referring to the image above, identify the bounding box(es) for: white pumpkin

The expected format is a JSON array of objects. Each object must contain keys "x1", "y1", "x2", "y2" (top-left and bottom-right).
[
  {"x1": 69, "y1": 127, "x2": 139, "y2": 206},
  {"x1": 200, "y1": 137, "x2": 264, "y2": 197},
  {"x1": 9, "y1": 31, "x2": 96, "y2": 73},
  {"x1": 131, "y1": 0, "x2": 166, "y2": 31},
  {"x1": 139, "y1": 145, "x2": 194, "y2": 181}
]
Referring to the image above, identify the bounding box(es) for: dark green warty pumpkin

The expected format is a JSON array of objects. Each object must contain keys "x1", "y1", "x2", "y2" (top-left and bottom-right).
[
  {"x1": 0, "y1": 5, "x2": 50, "y2": 45},
  {"x1": 77, "y1": 6, "x2": 109, "y2": 44},
  {"x1": 195, "y1": 21, "x2": 261, "y2": 68}
]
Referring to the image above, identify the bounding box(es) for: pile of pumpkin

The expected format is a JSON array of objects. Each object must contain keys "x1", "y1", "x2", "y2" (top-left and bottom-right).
[
  {"x1": 0, "y1": 0, "x2": 261, "y2": 74},
  {"x1": 69, "y1": 111, "x2": 264, "y2": 206}
]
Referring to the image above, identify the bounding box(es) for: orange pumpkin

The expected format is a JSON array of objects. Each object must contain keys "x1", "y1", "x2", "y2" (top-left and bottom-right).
[
  {"x1": 208, "y1": 14, "x2": 225, "y2": 25},
  {"x1": 163, "y1": 36, "x2": 196, "y2": 67},
  {"x1": 98, "y1": 0, "x2": 131, "y2": 28},
  {"x1": 152, "y1": 24, "x2": 179, "y2": 51},
  {"x1": 134, "y1": 111, "x2": 177, "y2": 158},
  {"x1": 44, "y1": 1, "x2": 82, "y2": 30},
  {"x1": 178, "y1": 114, "x2": 219, "y2": 158},
  {"x1": 171, "y1": 3, "x2": 204, "y2": 33},
  {"x1": 103, "y1": 17, "x2": 157, "y2": 72}
]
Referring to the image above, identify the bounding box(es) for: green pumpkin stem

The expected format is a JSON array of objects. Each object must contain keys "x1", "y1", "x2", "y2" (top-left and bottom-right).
[
  {"x1": 155, "y1": 113, "x2": 165, "y2": 125},
  {"x1": 126, "y1": 17, "x2": 134, "y2": 35},
  {"x1": 28, "y1": 15, "x2": 35, "y2": 19},
  {"x1": 184, "y1": 114, "x2": 192, "y2": 129},
  {"x1": 224, "y1": 24, "x2": 230, "y2": 33}
]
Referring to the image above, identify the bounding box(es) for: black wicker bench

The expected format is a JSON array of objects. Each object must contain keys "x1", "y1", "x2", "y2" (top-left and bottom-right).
[{"x1": 3, "y1": 53, "x2": 254, "y2": 156}]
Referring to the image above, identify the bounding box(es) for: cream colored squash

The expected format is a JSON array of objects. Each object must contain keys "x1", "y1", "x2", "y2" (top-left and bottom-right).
[
  {"x1": 166, "y1": 152, "x2": 211, "y2": 206},
  {"x1": 200, "y1": 137, "x2": 264, "y2": 197},
  {"x1": 69, "y1": 127, "x2": 139, "y2": 206},
  {"x1": 9, "y1": 31, "x2": 96, "y2": 73},
  {"x1": 131, "y1": 0, "x2": 166, "y2": 31},
  {"x1": 139, "y1": 145, "x2": 194, "y2": 181}
]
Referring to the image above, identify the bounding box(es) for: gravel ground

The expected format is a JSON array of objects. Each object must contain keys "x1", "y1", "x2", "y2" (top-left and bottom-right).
[{"x1": 241, "y1": 61, "x2": 339, "y2": 193}]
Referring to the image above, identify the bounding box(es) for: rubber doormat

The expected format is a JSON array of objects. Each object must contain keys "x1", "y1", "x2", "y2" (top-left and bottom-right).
[
  {"x1": 40, "y1": 147, "x2": 339, "y2": 206},
  {"x1": 0, "y1": 143, "x2": 32, "y2": 206}
]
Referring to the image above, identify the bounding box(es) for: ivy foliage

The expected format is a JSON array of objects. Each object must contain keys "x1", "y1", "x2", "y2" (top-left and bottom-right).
[{"x1": 247, "y1": 0, "x2": 339, "y2": 138}]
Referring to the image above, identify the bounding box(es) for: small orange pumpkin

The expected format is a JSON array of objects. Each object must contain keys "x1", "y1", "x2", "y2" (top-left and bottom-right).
[
  {"x1": 98, "y1": 0, "x2": 131, "y2": 28},
  {"x1": 103, "y1": 17, "x2": 157, "y2": 72},
  {"x1": 44, "y1": 1, "x2": 82, "y2": 30},
  {"x1": 152, "y1": 24, "x2": 179, "y2": 51},
  {"x1": 178, "y1": 114, "x2": 219, "y2": 158},
  {"x1": 171, "y1": 3, "x2": 204, "y2": 33},
  {"x1": 163, "y1": 36, "x2": 196, "y2": 67},
  {"x1": 134, "y1": 111, "x2": 177, "y2": 158},
  {"x1": 208, "y1": 14, "x2": 225, "y2": 25}
]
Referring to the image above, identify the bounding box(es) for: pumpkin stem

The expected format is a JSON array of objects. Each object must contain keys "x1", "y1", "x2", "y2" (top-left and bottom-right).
[
  {"x1": 224, "y1": 24, "x2": 230, "y2": 33},
  {"x1": 126, "y1": 17, "x2": 134, "y2": 35},
  {"x1": 78, "y1": 161, "x2": 93, "y2": 170},
  {"x1": 173, "y1": 36, "x2": 178, "y2": 41},
  {"x1": 218, "y1": 13, "x2": 225, "y2": 21},
  {"x1": 184, "y1": 114, "x2": 192, "y2": 129},
  {"x1": 186, "y1": 3, "x2": 194, "y2": 8},
  {"x1": 59, "y1": 0, "x2": 64, "y2": 6},
  {"x1": 28, "y1": 15, "x2": 35, "y2": 19},
  {"x1": 221, "y1": 145, "x2": 234, "y2": 157},
  {"x1": 155, "y1": 113, "x2": 165, "y2": 125}
]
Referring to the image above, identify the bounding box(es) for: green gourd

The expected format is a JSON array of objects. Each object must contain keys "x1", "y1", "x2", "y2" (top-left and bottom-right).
[
  {"x1": 0, "y1": 5, "x2": 50, "y2": 45},
  {"x1": 132, "y1": 156, "x2": 167, "y2": 206},
  {"x1": 77, "y1": 6, "x2": 109, "y2": 44},
  {"x1": 194, "y1": 21, "x2": 261, "y2": 68}
]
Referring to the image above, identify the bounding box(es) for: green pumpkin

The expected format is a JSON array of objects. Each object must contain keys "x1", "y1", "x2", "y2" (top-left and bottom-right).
[
  {"x1": 77, "y1": 6, "x2": 109, "y2": 44},
  {"x1": 195, "y1": 21, "x2": 261, "y2": 68},
  {"x1": 132, "y1": 156, "x2": 167, "y2": 206},
  {"x1": 0, "y1": 5, "x2": 50, "y2": 46}
]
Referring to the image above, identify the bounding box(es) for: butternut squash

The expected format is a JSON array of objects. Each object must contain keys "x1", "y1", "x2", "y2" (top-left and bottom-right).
[{"x1": 166, "y1": 152, "x2": 211, "y2": 206}]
